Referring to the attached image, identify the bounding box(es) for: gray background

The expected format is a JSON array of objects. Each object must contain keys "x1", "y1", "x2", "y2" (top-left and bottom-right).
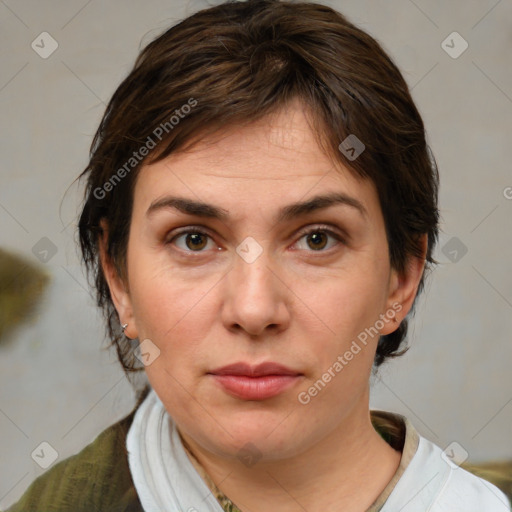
[{"x1": 1, "y1": 0, "x2": 511, "y2": 508}]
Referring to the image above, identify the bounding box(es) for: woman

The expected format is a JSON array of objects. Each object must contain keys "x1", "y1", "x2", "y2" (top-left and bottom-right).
[{"x1": 6, "y1": 0, "x2": 510, "y2": 511}]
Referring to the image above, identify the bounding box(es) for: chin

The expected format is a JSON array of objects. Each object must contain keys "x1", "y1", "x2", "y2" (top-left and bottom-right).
[{"x1": 196, "y1": 419, "x2": 309, "y2": 463}]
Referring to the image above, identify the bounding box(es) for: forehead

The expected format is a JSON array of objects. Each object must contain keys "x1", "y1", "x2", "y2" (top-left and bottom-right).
[{"x1": 132, "y1": 100, "x2": 380, "y2": 223}]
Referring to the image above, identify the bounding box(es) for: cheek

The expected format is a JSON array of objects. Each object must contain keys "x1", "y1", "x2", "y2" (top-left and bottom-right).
[
  {"x1": 297, "y1": 263, "x2": 390, "y2": 394},
  {"x1": 126, "y1": 248, "x2": 212, "y2": 355},
  {"x1": 128, "y1": 269, "x2": 215, "y2": 416},
  {"x1": 305, "y1": 266, "x2": 387, "y2": 342},
  {"x1": 131, "y1": 277, "x2": 211, "y2": 354}
]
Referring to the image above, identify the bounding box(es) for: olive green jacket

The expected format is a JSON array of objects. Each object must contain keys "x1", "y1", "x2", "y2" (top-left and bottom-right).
[{"x1": 5, "y1": 407, "x2": 143, "y2": 512}]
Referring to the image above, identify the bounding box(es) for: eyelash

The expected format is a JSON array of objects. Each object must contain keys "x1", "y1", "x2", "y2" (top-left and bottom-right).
[{"x1": 166, "y1": 224, "x2": 346, "y2": 256}]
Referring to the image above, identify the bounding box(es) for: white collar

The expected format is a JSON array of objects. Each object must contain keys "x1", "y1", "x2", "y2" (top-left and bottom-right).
[{"x1": 126, "y1": 387, "x2": 224, "y2": 512}]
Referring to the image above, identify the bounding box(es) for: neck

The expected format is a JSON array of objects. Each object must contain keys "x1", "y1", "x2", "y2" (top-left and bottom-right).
[{"x1": 177, "y1": 393, "x2": 402, "y2": 512}]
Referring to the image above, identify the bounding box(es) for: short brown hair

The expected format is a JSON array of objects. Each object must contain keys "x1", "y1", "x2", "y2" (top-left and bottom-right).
[{"x1": 78, "y1": 0, "x2": 439, "y2": 385}]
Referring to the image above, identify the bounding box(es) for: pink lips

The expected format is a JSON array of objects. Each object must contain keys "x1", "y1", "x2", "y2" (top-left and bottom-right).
[{"x1": 208, "y1": 362, "x2": 303, "y2": 401}]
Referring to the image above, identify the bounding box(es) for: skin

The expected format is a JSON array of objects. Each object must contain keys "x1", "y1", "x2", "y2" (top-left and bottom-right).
[{"x1": 100, "y1": 97, "x2": 427, "y2": 512}]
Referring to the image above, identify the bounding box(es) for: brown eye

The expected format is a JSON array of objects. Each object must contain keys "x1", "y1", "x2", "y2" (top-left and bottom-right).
[
  {"x1": 167, "y1": 228, "x2": 215, "y2": 253},
  {"x1": 306, "y1": 231, "x2": 329, "y2": 251},
  {"x1": 294, "y1": 226, "x2": 344, "y2": 252},
  {"x1": 184, "y1": 232, "x2": 208, "y2": 251}
]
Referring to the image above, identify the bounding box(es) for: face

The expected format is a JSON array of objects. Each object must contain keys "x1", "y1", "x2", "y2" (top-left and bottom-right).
[{"x1": 103, "y1": 98, "x2": 424, "y2": 462}]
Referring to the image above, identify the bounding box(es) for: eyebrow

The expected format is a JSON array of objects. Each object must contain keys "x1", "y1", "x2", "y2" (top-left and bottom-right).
[{"x1": 146, "y1": 192, "x2": 367, "y2": 223}]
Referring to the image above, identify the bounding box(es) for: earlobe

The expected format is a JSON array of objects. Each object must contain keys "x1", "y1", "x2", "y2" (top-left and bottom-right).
[
  {"x1": 98, "y1": 220, "x2": 138, "y2": 339},
  {"x1": 381, "y1": 234, "x2": 428, "y2": 335}
]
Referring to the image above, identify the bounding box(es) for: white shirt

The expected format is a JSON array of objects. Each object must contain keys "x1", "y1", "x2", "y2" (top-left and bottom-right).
[{"x1": 380, "y1": 433, "x2": 510, "y2": 511}]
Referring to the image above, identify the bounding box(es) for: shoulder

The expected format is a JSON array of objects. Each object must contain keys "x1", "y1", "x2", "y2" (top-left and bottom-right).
[
  {"x1": 383, "y1": 434, "x2": 511, "y2": 511},
  {"x1": 441, "y1": 461, "x2": 511, "y2": 510},
  {"x1": 421, "y1": 436, "x2": 510, "y2": 510},
  {"x1": 5, "y1": 407, "x2": 143, "y2": 512}
]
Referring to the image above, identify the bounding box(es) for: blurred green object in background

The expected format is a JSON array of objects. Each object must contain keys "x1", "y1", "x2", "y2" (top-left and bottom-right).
[
  {"x1": 462, "y1": 460, "x2": 512, "y2": 503},
  {"x1": 0, "y1": 247, "x2": 50, "y2": 345}
]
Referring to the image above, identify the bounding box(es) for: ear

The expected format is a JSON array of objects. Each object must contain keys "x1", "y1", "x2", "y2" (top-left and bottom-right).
[
  {"x1": 380, "y1": 234, "x2": 428, "y2": 336},
  {"x1": 98, "y1": 219, "x2": 138, "y2": 340}
]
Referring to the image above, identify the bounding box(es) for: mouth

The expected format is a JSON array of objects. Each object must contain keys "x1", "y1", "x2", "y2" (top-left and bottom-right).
[{"x1": 208, "y1": 362, "x2": 303, "y2": 401}]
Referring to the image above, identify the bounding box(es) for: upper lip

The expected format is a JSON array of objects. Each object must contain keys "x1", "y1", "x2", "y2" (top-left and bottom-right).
[{"x1": 209, "y1": 362, "x2": 302, "y2": 377}]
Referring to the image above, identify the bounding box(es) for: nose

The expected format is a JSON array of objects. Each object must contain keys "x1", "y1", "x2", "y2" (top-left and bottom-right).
[{"x1": 220, "y1": 243, "x2": 291, "y2": 338}]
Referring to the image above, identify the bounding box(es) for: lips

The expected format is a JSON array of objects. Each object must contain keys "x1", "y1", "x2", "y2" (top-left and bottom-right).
[
  {"x1": 209, "y1": 361, "x2": 301, "y2": 377},
  {"x1": 208, "y1": 362, "x2": 303, "y2": 400}
]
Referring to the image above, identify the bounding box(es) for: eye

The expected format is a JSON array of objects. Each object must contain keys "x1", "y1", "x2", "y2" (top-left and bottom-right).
[
  {"x1": 167, "y1": 227, "x2": 217, "y2": 253},
  {"x1": 293, "y1": 225, "x2": 345, "y2": 252}
]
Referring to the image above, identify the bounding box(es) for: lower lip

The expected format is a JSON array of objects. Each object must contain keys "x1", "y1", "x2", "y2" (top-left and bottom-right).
[{"x1": 210, "y1": 374, "x2": 301, "y2": 400}]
